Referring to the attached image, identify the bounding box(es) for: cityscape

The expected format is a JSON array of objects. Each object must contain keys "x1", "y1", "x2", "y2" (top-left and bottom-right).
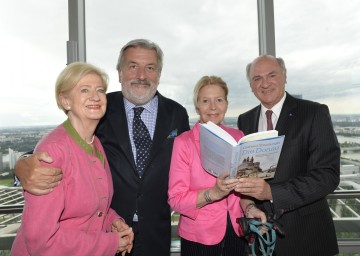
[
  {"x1": 1, "y1": 114, "x2": 360, "y2": 188},
  {"x1": 0, "y1": 114, "x2": 359, "y2": 255}
]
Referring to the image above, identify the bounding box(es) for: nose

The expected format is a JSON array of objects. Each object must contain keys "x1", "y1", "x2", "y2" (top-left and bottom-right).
[
  {"x1": 136, "y1": 67, "x2": 146, "y2": 80},
  {"x1": 90, "y1": 90, "x2": 100, "y2": 101},
  {"x1": 209, "y1": 100, "x2": 217, "y2": 110},
  {"x1": 261, "y1": 77, "x2": 270, "y2": 88}
]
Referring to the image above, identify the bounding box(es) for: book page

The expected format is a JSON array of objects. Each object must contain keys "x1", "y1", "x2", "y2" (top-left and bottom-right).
[
  {"x1": 200, "y1": 121, "x2": 237, "y2": 146},
  {"x1": 239, "y1": 130, "x2": 278, "y2": 143}
]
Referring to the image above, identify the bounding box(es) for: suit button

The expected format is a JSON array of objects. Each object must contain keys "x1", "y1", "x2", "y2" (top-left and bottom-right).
[{"x1": 97, "y1": 211, "x2": 103, "y2": 217}]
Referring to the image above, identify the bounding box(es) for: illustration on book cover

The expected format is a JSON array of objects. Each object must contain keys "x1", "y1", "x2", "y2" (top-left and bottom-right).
[{"x1": 236, "y1": 156, "x2": 277, "y2": 179}]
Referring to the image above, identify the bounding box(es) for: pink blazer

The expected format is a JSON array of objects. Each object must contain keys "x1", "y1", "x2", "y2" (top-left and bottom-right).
[
  {"x1": 11, "y1": 124, "x2": 120, "y2": 256},
  {"x1": 168, "y1": 122, "x2": 245, "y2": 245}
]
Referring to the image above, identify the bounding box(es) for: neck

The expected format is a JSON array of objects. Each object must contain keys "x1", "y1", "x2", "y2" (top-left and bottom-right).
[{"x1": 67, "y1": 116, "x2": 98, "y2": 145}]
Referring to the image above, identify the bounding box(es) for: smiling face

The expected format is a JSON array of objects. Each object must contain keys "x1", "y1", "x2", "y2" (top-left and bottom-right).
[
  {"x1": 61, "y1": 73, "x2": 107, "y2": 123},
  {"x1": 196, "y1": 84, "x2": 228, "y2": 125},
  {"x1": 118, "y1": 47, "x2": 160, "y2": 105},
  {"x1": 249, "y1": 55, "x2": 286, "y2": 109}
]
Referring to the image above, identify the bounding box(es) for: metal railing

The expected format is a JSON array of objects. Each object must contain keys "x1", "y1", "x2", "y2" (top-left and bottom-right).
[{"x1": 1, "y1": 190, "x2": 360, "y2": 254}]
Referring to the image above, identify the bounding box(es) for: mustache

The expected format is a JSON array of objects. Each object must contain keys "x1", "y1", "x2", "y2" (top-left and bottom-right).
[{"x1": 130, "y1": 79, "x2": 151, "y2": 86}]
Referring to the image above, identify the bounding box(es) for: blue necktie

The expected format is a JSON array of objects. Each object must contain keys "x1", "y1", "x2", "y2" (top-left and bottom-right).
[{"x1": 133, "y1": 107, "x2": 152, "y2": 177}]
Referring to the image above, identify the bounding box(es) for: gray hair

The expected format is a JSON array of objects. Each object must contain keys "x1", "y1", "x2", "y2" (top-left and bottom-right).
[
  {"x1": 246, "y1": 55, "x2": 287, "y2": 81},
  {"x1": 115, "y1": 39, "x2": 164, "y2": 73}
]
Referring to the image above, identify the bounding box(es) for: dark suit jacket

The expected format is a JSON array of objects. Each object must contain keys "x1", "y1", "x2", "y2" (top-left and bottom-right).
[
  {"x1": 237, "y1": 92, "x2": 340, "y2": 256},
  {"x1": 96, "y1": 91, "x2": 190, "y2": 256}
]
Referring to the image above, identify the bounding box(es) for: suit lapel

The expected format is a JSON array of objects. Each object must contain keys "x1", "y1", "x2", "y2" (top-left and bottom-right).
[
  {"x1": 275, "y1": 93, "x2": 297, "y2": 136},
  {"x1": 149, "y1": 93, "x2": 172, "y2": 161},
  {"x1": 107, "y1": 93, "x2": 137, "y2": 170}
]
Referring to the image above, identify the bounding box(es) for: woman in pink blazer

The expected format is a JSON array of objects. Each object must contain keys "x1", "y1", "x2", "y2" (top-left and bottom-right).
[
  {"x1": 168, "y1": 76, "x2": 265, "y2": 255},
  {"x1": 11, "y1": 62, "x2": 133, "y2": 256}
]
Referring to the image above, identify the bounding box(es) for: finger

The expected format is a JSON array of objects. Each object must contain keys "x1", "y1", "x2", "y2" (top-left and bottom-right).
[
  {"x1": 218, "y1": 172, "x2": 230, "y2": 180},
  {"x1": 26, "y1": 188, "x2": 54, "y2": 196},
  {"x1": 34, "y1": 151, "x2": 53, "y2": 163}
]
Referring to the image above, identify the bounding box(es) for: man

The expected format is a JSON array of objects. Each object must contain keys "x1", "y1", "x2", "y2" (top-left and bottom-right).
[
  {"x1": 235, "y1": 55, "x2": 340, "y2": 256},
  {"x1": 14, "y1": 39, "x2": 190, "y2": 256}
]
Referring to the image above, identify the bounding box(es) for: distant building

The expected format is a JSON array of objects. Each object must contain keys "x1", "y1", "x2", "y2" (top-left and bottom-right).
[
  {"x1": 0, "y1": 151, "x2": 3, "y2": 172},
  {"x1": 8, "y1": 148, "x2": 22, "y2": 169}
]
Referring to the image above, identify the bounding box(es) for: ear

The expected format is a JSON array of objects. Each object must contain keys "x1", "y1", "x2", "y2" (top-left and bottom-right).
[
  {"x1": 60, "y1": 94, "x2": 71, "y2": 110},
  {"x1": 118, "y1": 69, "x2": 123, "y2": 83},
  {"x1": 195, "y1": 106, "x2": 200, "y2": 115}
]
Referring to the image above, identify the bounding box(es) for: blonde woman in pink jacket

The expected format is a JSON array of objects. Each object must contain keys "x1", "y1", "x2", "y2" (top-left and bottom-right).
[
  {"x1": 168, "y1": 76, "x2": 266, "y2": 255},
  {"x1": 11, "y1": 62, "x2": 133, "y2": 256}
]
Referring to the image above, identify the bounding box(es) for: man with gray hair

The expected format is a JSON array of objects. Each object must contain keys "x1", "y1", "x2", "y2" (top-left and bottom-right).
[
  {"x1": 15, "y1": 39, "x2": 190, "y2": 256},
  {"x1": 235, "y1": 55, "x2": 340, "y2": 256}
]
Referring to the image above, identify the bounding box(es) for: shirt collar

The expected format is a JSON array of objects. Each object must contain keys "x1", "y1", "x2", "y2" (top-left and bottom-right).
[
  {"x1": 63, "y1": 119, "x2": 104, "y2": 165},
  {"x1": 261, "y1": 93, "x2": 286, "y2": 119},
  {"x1": 124, "y1": 95, "x2": 158, "y2": 115}
]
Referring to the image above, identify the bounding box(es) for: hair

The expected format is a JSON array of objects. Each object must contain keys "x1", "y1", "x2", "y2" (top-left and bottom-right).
[
  {"x1": 245, "y1": 55, "x2": 287, "y2": 81},
  {"x1": 55, "y1": 62, "x2": 109, "y2": 113},
  {"x1": 193, "y1": 75, "x2": 229, "y2": 108},
  {"x1": 115, "y1": 39, "x2": 164, "y2": 73}
]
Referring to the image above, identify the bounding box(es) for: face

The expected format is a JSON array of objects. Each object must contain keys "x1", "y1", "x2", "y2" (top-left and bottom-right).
[
  {"x1": 119, "y1": 47, "x2": 160, "y2": 105},
  {"x1": 196, "y1": 84, "x2": 228, "y2": 125},
  {"x1": 249, "y1": 56, "x2": 286, "y2": 109},
  {"x1": 61, "y1": 73, "x2": 107, "y2": 123}
]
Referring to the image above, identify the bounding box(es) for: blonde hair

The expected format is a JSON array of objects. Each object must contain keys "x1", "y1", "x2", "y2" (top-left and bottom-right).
[
  {"x1": 55, "y1": 62, "x2": 108, "y2": 113},
  {"x1": 193, "y1": 75, "x2": 229, "y2": 108}
]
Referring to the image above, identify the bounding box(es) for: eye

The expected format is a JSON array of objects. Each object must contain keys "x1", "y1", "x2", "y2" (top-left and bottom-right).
[
  {"x1": 80, "y1": 88, "x2": 89, "y2": 93},
  {"x1": 146, "y1": 65, "x2": 156, "y2": 72},
  {"x1": 129, "y1": 64, "x2": 138, "y2": 70},
  {"x1": 200, "y1": 99, "x2": 209, "y2": 104},
  {"x1": 97, "y1": 87, "x2": 106, "y2": 94},
  {"x1": 216, "y1": 98, "x2": 225, "y2": 103}
]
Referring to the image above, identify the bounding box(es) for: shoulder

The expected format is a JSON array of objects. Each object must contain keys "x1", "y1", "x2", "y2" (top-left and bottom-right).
[
  {"x1": 221, "y1": 125, "x2": 244, "y2": 140},
  {"x1": 106, "y1": 91, "x2": 124, "y2": 108},
  {"x1": 174, "y1": 128, "x2": 193, "y2": 143},
  {"x1": 157, "y1": 92, "x2": 188, "y2": 113},
  {"x1": 286, "y1": 93, "x2": 329, "y2": 114},
  {"x1": 36, "y1": 125, "x2": 68, "y2": 149}
]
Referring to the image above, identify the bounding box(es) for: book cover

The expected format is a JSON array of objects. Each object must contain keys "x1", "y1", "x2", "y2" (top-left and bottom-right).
[{"x1": 199, "y1": 121, "x2": 285, "y2": 179}]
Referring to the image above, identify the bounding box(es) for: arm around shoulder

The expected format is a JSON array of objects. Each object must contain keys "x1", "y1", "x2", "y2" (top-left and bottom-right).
[{"x1": 14, "y1": 151, "x2": 62, "y2": 195}]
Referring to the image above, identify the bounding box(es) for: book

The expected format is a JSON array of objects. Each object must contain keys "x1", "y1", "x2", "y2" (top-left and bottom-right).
[{"x1": 199, "y1": 121, "x2": 285, "y2": 179}]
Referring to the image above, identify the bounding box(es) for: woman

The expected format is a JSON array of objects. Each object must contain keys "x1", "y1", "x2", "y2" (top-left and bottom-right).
[
  {"x1": 168, "y1": 76, "x2": 265, "y2": 255},
  {"x1": 11, "y1": 62, "x2": 133, "y2": 256}
]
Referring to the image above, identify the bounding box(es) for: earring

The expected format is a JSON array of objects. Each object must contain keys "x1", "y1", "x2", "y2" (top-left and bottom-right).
[{"x1": 67, "y1": 106, "x2": 71, "y2": 110}]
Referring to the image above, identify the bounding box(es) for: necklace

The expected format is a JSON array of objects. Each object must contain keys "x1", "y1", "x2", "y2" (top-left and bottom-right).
[{"x1": 86, "y1": 135, "x2": 95, "y2": 144}]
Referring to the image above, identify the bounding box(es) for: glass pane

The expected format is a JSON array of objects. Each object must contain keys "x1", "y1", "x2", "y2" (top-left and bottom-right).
[
  {"x1": 274, "y1": 0, "x2": 360, "y2": 192},
  {"x1": 85, "y1": 0, "x2": 259, "y2": 125},
  {"x1": 0, "y1": 2, "x2": 67, "y2": 187}
]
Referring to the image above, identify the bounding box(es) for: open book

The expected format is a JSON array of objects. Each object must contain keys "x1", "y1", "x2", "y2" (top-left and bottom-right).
[{"x1": 199, "y1": 121, "x2": 285, "y2": 179}]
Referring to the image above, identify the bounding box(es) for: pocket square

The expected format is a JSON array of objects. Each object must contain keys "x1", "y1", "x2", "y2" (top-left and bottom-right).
[{"x1": 167, "y1": 129, "x2": 178, "y2": 139}]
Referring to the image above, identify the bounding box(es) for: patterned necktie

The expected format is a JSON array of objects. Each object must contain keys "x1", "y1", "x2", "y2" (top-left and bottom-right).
[
  {"x1": 266, "y1": 110, "x2": 274, "y2": 130},
  {"x1": 133, "y1": 107, "x2": 152, "y2": 177}
]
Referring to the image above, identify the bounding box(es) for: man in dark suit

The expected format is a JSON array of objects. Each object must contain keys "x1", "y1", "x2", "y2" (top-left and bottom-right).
[
  {"x1": 14, "y1": 39, "x2": 190, "y2": 256},
  {"x1": 235, "y1": 55, "x2": 340, "y2": 256}
]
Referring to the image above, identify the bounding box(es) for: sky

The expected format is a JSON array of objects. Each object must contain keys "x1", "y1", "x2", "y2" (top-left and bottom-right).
[{"x1": 0, "y1": 0, "x2": 359, "y2": 127}]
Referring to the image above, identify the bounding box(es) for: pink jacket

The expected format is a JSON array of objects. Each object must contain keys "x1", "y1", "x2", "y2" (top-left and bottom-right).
[
  {"x1": 168, "y1": 122, "x2": 245, "y2": 245},
  {"x1": 11, "y1": 124, "x2": 120, "y2": 256}
]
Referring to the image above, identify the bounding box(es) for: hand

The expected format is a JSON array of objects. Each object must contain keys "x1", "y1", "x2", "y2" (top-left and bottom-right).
[
  {"x1": 112, "y1": 219, "x2": 134, "y2": 255},
  {"x1": 111, "y1": 219, "x2": 130, "y2": 233},
  {"x1": 235, "y1": 178, "x2": 272, "y2": 201},
  {"x1": 246, "y1": 204, "x2": 267, "y2": 223},
  {"x1": 212, "y1": 172, "x2": 240, "y2": 200},
  {"x1": 14, "y1": 151, "x2": 62, "y2": 195}
]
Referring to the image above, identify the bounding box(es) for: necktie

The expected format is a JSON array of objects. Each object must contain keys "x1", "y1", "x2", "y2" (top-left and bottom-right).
[
  {"x1": 265, "y1": 110, "x2": 274, "y2": 130},
  {"x1": 133, "y1": 107, "x2": 152, "y2": 177}
]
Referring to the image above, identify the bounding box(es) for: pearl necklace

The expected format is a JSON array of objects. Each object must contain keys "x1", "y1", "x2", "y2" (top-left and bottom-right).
[{"x1": 86, "y1": 135, "x2": 95, "y2": 144}]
